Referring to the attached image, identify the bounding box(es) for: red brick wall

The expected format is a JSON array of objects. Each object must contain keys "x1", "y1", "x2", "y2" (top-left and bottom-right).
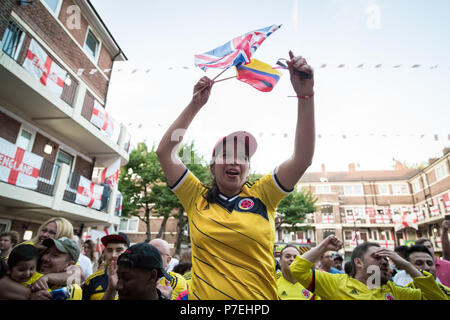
[
  {"x1": 12, "y1": 1, "x2": 112, "y2": 101},
  {"x1": 0, "y1": 0, "x2": 14, "y2": 39},
  {"x1": 32, "y1": 132, "x2": 58, "y2": 163},
  {"x1": 0, "y1": 111, "x2": 21, "y2": 143},
  {"x1": 74, "y1": 156, "x2": 93, "y2": 179}
]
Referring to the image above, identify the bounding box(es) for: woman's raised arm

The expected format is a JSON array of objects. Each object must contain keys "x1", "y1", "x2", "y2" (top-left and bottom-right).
[{"x1": 156, "y1": 77, "x2": 213, "y2": 186}]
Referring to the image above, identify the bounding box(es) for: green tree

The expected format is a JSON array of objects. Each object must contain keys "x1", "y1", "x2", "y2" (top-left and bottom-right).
[
  {"x1": 276, "y1": 188, "x2": 317, "y2": 234},
  {"x1": 119, "y1": 142, "x2": 162, "y2": 242}
]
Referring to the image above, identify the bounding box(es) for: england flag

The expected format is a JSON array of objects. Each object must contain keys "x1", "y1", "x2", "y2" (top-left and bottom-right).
[
  {"x1": 22, "y1": 39, "x2": 67, "y2": 97},
  {"x1": 75, "y1": 175, "x2": 104, "y2": 210},
  {"x1": 0, "y1": 137, "x2": 43, "y2": 190}
]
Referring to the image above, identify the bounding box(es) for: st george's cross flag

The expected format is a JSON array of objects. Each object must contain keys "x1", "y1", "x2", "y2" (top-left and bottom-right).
[
  {"x1": 394, "y1": 209, "x2": 418, "y2": 232},
  {"x1": 0, "y1": 137, "x2": 43, "y2": 190},
  {"x1": 100, "y1": 158, "x2": 121, "y2": 189},
  {"x1": 90, "y1": 100, "x2": 118, "y2": 140},
  {"x1": 75, "y1": 175, "x2": 104, "y2": 210},
  {"x1": 22, "y1": 39, "x2": 67, "y2": 97},
  {"x1": 235, "y1": 59, "x2": 282, "y2": 92},
  {"x1": 194, "y1": 25, "x2": 281, "y2": 71}
]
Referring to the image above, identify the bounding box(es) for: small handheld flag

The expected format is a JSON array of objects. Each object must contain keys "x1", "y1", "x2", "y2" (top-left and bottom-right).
[
  {"x1": 194, "y1": 25, "x2": 281, "y2": 71},
  {"x1": 235, "y1": 59, "x2": 282, "y2": 92}
]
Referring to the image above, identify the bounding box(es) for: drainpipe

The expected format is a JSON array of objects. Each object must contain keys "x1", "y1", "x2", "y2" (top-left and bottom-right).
[{"x1": 104, "y1": 50, "x2": 122, "y2": 108}]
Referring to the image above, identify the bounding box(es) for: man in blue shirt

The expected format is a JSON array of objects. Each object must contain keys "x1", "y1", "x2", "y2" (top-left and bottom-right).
[{"x1": 320, "y1": 251, "x2": 342, "y2": 274}]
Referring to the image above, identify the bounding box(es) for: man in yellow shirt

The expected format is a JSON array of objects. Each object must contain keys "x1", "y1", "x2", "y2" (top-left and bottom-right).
[
  {"x1": 290, "y1": 235, "x2": 448, "y2": 300},
  {"x1": 276, "y1": 245, "x2": 317, "y2": 300},
  {"x1": 149, "y1": 238, "x2": 187, "y2": 300},
  {"x1": 404, "y1": 244, "x2": 450, "y2": 298}
]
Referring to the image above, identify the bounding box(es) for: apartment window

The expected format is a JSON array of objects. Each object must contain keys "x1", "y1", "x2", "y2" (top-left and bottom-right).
[
  {"x1": 52, "y1": 149, "x2": 74, "y2": 181},
  {"x1": 378, "y1": 184, "x2": 389, "y2": 195},
  {"x1": 372, "y1": 231, "x2": 378, "y2": 240},
  {"x1": 412, "y1": 179, "x2": 421, "y2": 193},
  {"x1": 1, "y1": 20, "x2": 25, "y2": 60},
  {"x1": 435, "y1": 163, "x2": 448, "y2": 181},
  {"x1": 16, "y1": 129, "x2": 33, "y2": 151},
  {"x1": 316, "y1": 185, "x2": 331, "y2": 194},
  {"x1": 84, "y1": 29, "x2": 100, "y2": 60},
  {"x1": 344, "y1": 231, "x2": 353, "y2": 241},
  {"x1": 119, "y1": 218, "x2": 139, "y2": 232},
  {"x1": 392, "y1": 183, "x2": 409, "y2": 195},
  {"x1": 42, "y1": 0, "x2": 62, "y2": 14},
  {"x1": 344, "y1": 185, "x2": 363, "y2": 195}
]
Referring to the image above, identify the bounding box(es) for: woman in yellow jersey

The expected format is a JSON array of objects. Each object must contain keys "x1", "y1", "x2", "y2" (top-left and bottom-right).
[{"x1": 157, "y1": 51, "x2": 315, "y2": 300}]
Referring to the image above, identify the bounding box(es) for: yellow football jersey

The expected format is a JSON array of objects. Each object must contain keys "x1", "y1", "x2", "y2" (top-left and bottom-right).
[
  {"x1": 23, "y1": 272, "x2": 82, "y2": 300},
  {"x1": 405, "y1": 279, "x2": 450, "y2": 299},
  {"x1": 159, "y1": 271, "x2": 187, "y2": 300},
  {"x1": 290, "y1": 256, "x2": 448, "y2": 300},
  {"x1": 276, "y1": 271, "x2": 318, "y2": 300},
  {"x1": 172, "y1": 169, "x2": 290, "y2": 300}
]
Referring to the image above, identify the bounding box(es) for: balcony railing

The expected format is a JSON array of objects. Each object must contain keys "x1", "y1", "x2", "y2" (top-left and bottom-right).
[
  {"x1": 1, "y1": 20, "x2": 79, "y2": 107},
  {"x1": 63, "y1": 171, "x2": 110, "y2": 212}
]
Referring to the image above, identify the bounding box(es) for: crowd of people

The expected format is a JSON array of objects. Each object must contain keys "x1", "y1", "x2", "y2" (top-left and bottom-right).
[
  {"x1": 0, "y1": 51, "x2": 449, "y2": 300},
  {"x1": 0, "y1": 219, "x2": 449, "y2": 300}
]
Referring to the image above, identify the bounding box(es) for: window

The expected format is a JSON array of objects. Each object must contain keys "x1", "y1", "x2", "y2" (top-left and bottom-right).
[
  {"x1": 378, "y1": 184, "x2": 389, "y2": 195},
  {"x1": 16, "y1": 129, "x2": 33, "y2": 151},
  {"x1": 412, "y1": 179, "x2": 421, "y2": 193},
  {"x1": 392, "y1": 183, "x2": 409, "y2": 195},
  {"x1": 84, "y1": 29, "x2": 100, "y2": 60},
  {"x1": 42, "y1": 0, "x2": 62, "y2": 14},
  {"x1": 119, "y1": 218, "x2": 139, "y2": 232},
  {"x1": 435, "y1": 163, "x2": 448, "y2": 181},
  {"x1": 344, "y1": 185, "x2": 363, "y2": 195},
  {"x1": 56, "y1": 149, "x2": 74, "y2": 169},
  {"x1": 316, "y1": 185, "x2": 331, "y2": 194},
  {"x1": 320, "y1": 205, "x2": 333, "y2": 214},
  {"x1": 52, "y1": 149, "x2": 74, "y2": 181},
  {"x1": 372, "y1": 231, "x2": 378, "y2": 240},
  {"x1": 344, "y1": 231, "x2": 353, "y2": 241},
  {"x1": 0, "y1": 219, "x2": 11, "y2": 234},
  {"x1": 1, "y1": 20, "x2": 25, "y2": 60}
]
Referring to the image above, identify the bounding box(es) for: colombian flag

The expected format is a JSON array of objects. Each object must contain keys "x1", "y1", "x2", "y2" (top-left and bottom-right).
[{"x1": 235, "y1": 59, "x2": 282, "y2": 92}]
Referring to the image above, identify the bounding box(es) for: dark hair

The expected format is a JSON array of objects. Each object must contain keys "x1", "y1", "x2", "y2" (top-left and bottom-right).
[
  {"x1": 344, "y1": 260, "x2": 355, "y2": 277},
  {"x1": 204, "y1": 177, "x2": 221, "y2": 204},
  {"x1": 394, "y1": 245, "x2": 409, "y2": 259},
  {"x1": 349, "y1": 242, "x2": 380, "y2": 277},
  {"x1": 0, "y1": 231, "x2": 20, "y2": 246},
  {"x1": 173, "y1": 262, "x2": 192, "y2": 275},
  {"x1": 7, "y1": 244, "x2": 39, "y2": 269},
  {"x1": 415, "y1": 238, "x2": 432, "y2": 246},
  {"x1": 280, "y1": 244, "x2": 300, "y2": 258},
  {"x1": 406, "y1": 245, "x2": 433, "y2": 261}
]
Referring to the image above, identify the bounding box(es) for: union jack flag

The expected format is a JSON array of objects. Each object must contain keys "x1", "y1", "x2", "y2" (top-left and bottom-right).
[{"x1": 194, "y1": 25, "x2": 281, "y2": 71}]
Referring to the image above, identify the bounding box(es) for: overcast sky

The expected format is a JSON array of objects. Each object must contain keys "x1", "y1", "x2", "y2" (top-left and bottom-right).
[{"x1": 91, "y1": 0, "x2": 450, "y2": 175}]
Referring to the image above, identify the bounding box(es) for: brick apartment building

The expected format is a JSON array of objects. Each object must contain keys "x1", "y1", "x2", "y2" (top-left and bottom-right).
[
  {"x1": 283, "y1": 148, "x2": 450, "y2": 259},
  {"x1": 0, "y1": 0, "x2": 130, "y2": 240}
]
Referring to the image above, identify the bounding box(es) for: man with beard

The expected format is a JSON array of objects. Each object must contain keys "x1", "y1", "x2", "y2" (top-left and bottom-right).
[{"x1": 289, "y1": 235, "x2": 448, "y2": 300}]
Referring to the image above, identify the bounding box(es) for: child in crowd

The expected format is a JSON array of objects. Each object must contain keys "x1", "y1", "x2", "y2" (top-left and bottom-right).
[{"x1": 7, "y1": 244, "x2": 39, "y2": 285}]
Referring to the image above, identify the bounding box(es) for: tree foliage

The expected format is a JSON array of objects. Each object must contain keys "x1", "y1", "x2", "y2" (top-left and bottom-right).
[
  {"x1": 276, "y1": 188, "x2": 317, "y2": 234},
  {"x1": 119, "y1": 141, "x2": 210, "y2": 249}
]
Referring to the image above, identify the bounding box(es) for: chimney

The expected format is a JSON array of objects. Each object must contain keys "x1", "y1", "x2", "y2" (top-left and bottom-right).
[
  {"x1": 348, "y1": 163, "x2": 356, "y2": 173},
  {"x1": 321, "y1": 163, "x2": 326, "y2": 173},
  {"x1": 443, "y1": 148, "x2": 450, "y2": 156},
  {"x1": 428, "y1": 158, "x2": 439, "y2": 165},
  {"x1": 394, "y1": 161, "x2": 404, "y2": 171}
]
